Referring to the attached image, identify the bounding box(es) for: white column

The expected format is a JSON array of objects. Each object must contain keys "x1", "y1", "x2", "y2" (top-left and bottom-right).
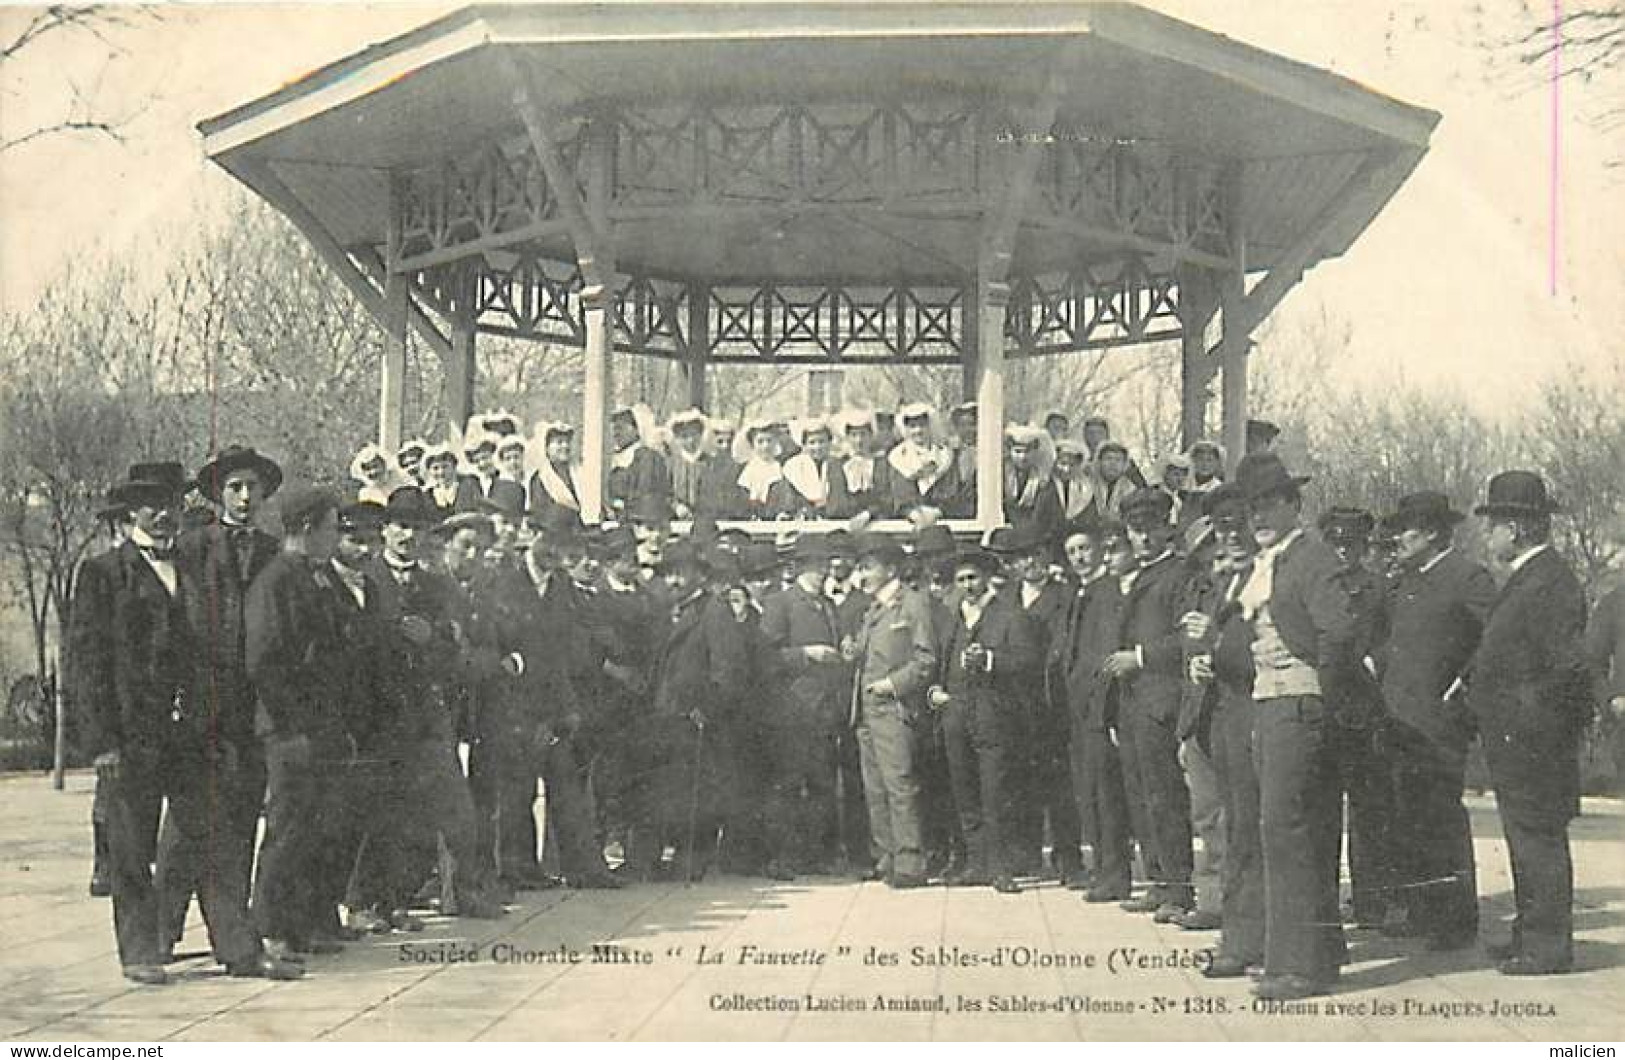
[
  {"x1": 580, "y1": 283, "x2": 612, "y2": 526},
  {"x1": 974, "y1": 275, "x2": 1007, "y2": 529}
]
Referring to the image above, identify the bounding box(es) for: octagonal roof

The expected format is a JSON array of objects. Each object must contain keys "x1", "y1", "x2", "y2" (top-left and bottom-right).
[{"x1": 199, "y1": 2, "x2": 1439, "y2": 285}]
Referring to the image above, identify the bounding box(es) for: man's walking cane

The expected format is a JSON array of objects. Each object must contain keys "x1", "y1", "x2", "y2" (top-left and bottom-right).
[{"x1": 683, "y1": 714, "x2": 706, "y2": 885}]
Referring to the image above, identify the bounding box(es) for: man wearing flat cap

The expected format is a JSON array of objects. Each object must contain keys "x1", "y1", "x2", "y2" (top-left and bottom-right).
[
  {"x1": 1317, "y1": 506, "x2": 1397, "y2": 931},
  {"x1": 1104, "y1": 487, "x2": 1196, "y2": 923},
  {"x1": 162, "y1": 445, "x2": 285, "y2": 949},
  {"x1": 1376, "y1": 490, "x2": 1496, "y2": 951},
  {"x1": 1468, "y1": 471, "x2": 1590, "y2": 975},
  {"x1": 1232, "y1": 453, "x2": 1358, "y2": 1000}
]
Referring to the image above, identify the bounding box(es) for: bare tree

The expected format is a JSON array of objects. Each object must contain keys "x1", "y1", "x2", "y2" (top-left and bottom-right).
[
  {"x1": 0, "y1": 6, "x2": 155, "y2": 154},
  {"x1": 1524, "y1": 359, "x2": 1625, "y2": 589}
]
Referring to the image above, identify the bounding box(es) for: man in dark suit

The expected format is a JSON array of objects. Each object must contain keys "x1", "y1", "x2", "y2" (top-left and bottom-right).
[
  {"x1": 88, "y1": 468, "x2": 300, "y2": 984},
  {"x1": 1187, "y1": 488, "x2": 1266, "y2": 979},
  {"x1": 1470, "y1": 471, "x2": 1591, "y2": 976},
  {"x1": 1053, "y1": 520, "x2": 1136, "y2": 902},
  {"x1": 317, "y1": 501, "x2": 398, "y2": 938},
  {"x1": 1377, "y1": 491, "x2": 1496, "y2": 950},
  {"x1": 245, "y1": 488, "x2": 353, "y2": 958},
  {"x1": 633, "y1": 542, "x2": 749, "y2": 881},
  {"x1": 1318, "y1": 506, "x2": 1397, "y2": 930},
  {"x1": 1105, "y1": 488, "x2": 1195, "y2": 922},
  {"x1": 162, "y1": 445, "x2": 283, "y2": 953},
  {"x1": 999, "y1": 524, "x2": 1083, "y2": 883},
  {"x1": 845, "y1": 536, "x2": 938, "y2": 887},
  {"x1": 69, "y1": 489, "x2": 140, "y2": 898},
  {"x1": 928, "y1": 546, "x2": 1037, "y2": 893},
  {"x1": 758, "y1": 536, "x2": 848, "y2": 878},
  {"x1": 1233, "y1": 453, "x2": 1358, "y2": 1000}
]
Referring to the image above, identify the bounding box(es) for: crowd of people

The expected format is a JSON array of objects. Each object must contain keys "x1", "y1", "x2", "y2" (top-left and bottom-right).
[{"x1": 70, "y1": 401, "x2": 1612, "y2": 1004}]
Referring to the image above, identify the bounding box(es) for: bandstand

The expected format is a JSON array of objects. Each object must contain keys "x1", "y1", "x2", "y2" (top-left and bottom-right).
[{"x1": 198, "y1": 2, "x2": 1438, "y2": 528}]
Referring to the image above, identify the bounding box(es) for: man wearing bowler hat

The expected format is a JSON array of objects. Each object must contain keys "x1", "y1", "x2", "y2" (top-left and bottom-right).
[
  {"x1": 1377, "y1": 490, "x2": 1496, "y2": 950},
  {"x1": 1233, "y1": 453, "x2": 1358, "y2": 1000},
  {"x1": 91, "y1": 466, "x2": 300, "y2": 984},
  {"x1": 1469, "y1": 471, "x2": 1590, "y2": 975},
  {"x1": 161, "y1": 445, "x2": 284, "y2": 950}
]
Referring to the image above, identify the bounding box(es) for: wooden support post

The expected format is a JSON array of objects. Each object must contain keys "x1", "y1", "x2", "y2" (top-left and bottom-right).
[
  {"x1": 960, "y1": 283, "x2": 981, "y2": 401},
  {"x1": 1218, "y1": 166, "x2": 1248, "y2": 473},
  {"x1": 445, "y1": 270, "x2": 478, "y2": 438},
  {"x1": 379, "y1": 269, "x2": 409, "y2": 453},
  {"x1": 973, "y1": 273, "x2": 1008, "y2": 530},
  {"x1": 1178, "y1": 265, "x2": 1217, "y2": 449},
  {"x1": 683, "y1": 282, "x2": 710, "y2": 410}
]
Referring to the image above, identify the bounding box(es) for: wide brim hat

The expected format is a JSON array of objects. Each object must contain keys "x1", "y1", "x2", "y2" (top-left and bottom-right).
[
  {"x1": 668, "y1": 408, "x2": 708, "y2": 435},
  {"x1": 1246, "y1": 418, "x2": 1281, "y2": 444},
  {"x1": 1392, "y1": 490, "x2": 1467, "y2": 530},
  {"x1": 948, "y1": 401, "x2": 978, "y2": 424},
  {"x1": 349, "y1": 442, "x2": 392, "y2": 483},
  {"x1": 195, "y1": 445, "x2": 283, "y2": 502},
  {"x1": 1474, "y1": 470, "x2": 1560, "y2": 517},
  {"x1": 1233, "y1": 452, "x2": 1310, "y2": 501},
  {"x1": 396, "y1": 438, "x2": 428, "y2": 463}
]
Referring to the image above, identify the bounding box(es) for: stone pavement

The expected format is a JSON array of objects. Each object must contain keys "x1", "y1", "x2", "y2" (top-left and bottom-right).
[{"x1": 3, "y1": 771, "x2": 1622, "y2": 1042}]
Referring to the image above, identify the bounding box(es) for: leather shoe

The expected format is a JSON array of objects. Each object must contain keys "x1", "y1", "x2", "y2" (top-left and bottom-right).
[
  {"x1": 764, "y1": 861, "x2": 797, "y2": 882},
  {"x1": 1119, "y1": 895, "x2": 1161, "y2": 913},
  {"x1": 1086, "y1": 887, "x2": 1129, "y2": 903},
  {"x1": 89, "y1": 874, "x2": 112, "y2": 898},
  {"x1": 1176, "y1": 910, "x2": 1223, "y2": 931},
  {"x1": 888, "y1": 873, "x2": 928, "y2": 890},
  {"x1": 1498, "y1": 955, "x2": 1571, "y2": 976},
  {"x1": 945, "y1": 869, "x2": 989, "y2": 887},
  {"x1": 458, "y1": 897, "x2": 508, "y2": 919},
  {"x1": 263, "y1": 939, "x2": 308, "y2": 963},
  {"x1": 1152, "y1": 903, "x2": 1190, "y2": 924},
  {"x1": 1202, "y1": 956, "x2": 1252, "y2": 980},
  {"x1": 1252, "y1": 974, "x2": 1330, "y2": 1000},
  {"x1": 992, "y1": 875, "x2": 1021, "y2": 894},
  {"x1": 1062, "y1": 869, "x2": 1093, "y2": 892},
  {"x1": 122, "y1": 964, "x2": 168, "y2": 986},
  {"x1": 227, "y1": 954, "x2": 304, "y2": 980}
]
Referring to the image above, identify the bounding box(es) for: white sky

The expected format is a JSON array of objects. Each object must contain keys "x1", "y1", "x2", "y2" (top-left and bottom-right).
[{"x1": 0, "y1": 1, "x2": 1620, "y2": 418}]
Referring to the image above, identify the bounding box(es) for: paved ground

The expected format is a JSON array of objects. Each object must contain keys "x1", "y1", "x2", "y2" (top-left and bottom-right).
[{"x1": 2, "y1": 770, "x2": 1622, "y2": 1042}]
